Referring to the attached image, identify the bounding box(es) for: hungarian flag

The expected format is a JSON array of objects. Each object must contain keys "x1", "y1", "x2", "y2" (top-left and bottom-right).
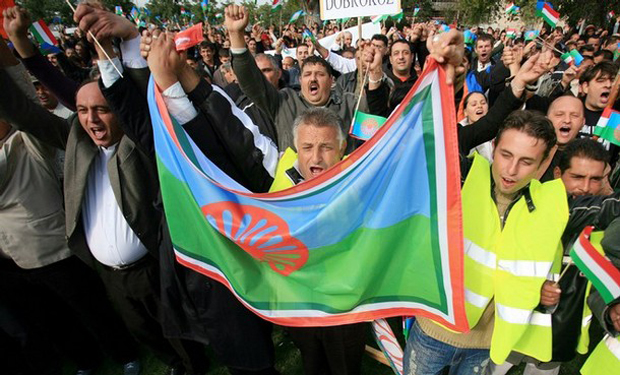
[
  {"x1": 594, "y1": 108, "x2": 620, "y2": 146},
  {"x1": 536, "y1": 1, "x2": 549, "y2": 17},
  {"x1": 505, "y1": 3, "x2": 519, "y2": 14},
  {"x1": 29, "y1": 19, "x2": 58, "y2": 47},
  {"x1": 570, "y1": 226, "x2": 620, "y2": 304},
  {"x1": 561, "y1": 52, "x2": 573, "y2": 66},
  {"x1": 506, "y1": 28, "x2": 517, "y2": 39},
  {"x1": 146, "y1": 59, "x2": 468, "y2": 329},
  {"x1": 349, "y1": 111, "x2": 387, "y2": 140},
  {"x1": 541, "y1": 3, "x2": 559, "y2": 28},
  {"x1": 271, "y1": 0, "x2": 282, "y2": 12}
]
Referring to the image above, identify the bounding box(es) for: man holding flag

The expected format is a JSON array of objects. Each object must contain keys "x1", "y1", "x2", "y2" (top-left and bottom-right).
[{"x1": 226, "y1": 5, "x2": 387, "y2": 152}]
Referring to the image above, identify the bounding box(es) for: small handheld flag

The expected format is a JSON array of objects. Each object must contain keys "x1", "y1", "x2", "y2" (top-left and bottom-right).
[
  {"x1": 505, "y1": 3, "x2": 519, "y2": 15},
  {"x1": 569, "y1": 49, "x2": 584, "y2": 66},
  {"x1": 506, "y1": 29, "x2": 517, "y2": 39},
  {"x1": 130, "y1": 6, "x2": 140, "y2": 25},
  {"x1": 289, "y1": 10, "x2": 304, "y2": 24},
  {"x1": 608, "y1": 11, "x2": 615, "y2": 22},
  {"x1": 371, "y1": 15, "x2": 387, "y2": 24},
  {"x1": 594, "y1": 108, "x2": 620, "y2": 147},
  {"x1": 350, "y1": 111, "x2": 387, "y2": 140},
  {"x1": 174, "y1": 23, "x2": 203, "y2": 51},
  {"x1": 463, "y1": 30, "x2": 476, "y2": 46},
  {"x1": 614, "y1": 43, "x2": 620, "y2": 61},
  {"x1": 115, "y1": 6, "x2": 122, "y2": 15},
  {"x1": 524, "y1": 30, "x2": 539, "y2": 42},
  {"x1": 29, "y1": 20, "x2": 58, "y2": 47},
  {"x1": 570, "y1": 226, "x2": 620, "y2": 304},
  {"x1": 541, "y1": 3, "x2": 559, "y2": 28},
  {"x1": 413, "y1": 7, "x2": 420, "y2": 16},
  {"x1": 561, "y1": 52, "x2": 573, "y2": 66},
  {"x1": 302, "y1": 28, "x2": 316, "y2": 43},
  {"x1": 39, "y1": 42, "x2": 61, "y2": 55},
  {"x1": 371, "y1": 319, "x2": 404, "y2": 375},
  {"x1": 271, "y1": 0, "x2": 282, "y2": 12}
]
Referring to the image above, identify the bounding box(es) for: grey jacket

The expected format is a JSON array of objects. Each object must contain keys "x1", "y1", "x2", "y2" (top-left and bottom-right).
[
  {"x1": 232, "y1": 49, "x2": 387, "y2": 152},
  {"x1": 0, "y1": 68, "x2": 161, "y2": 269},
  {"x1": 0, "y1": 128, "x2": 71, "y2": 268}
]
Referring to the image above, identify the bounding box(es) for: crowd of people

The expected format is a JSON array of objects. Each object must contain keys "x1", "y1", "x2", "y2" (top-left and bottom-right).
[{"x1": 1, "y1": 2, "x2": 620, "y2": 375}]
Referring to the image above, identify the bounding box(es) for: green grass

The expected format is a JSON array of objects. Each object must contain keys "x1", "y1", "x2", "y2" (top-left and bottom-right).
[{"x1": 62, "y1": 323, "x2": 586, "y2": 375}]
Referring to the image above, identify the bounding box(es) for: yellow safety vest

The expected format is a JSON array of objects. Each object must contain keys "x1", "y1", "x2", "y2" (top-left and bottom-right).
[
  {"x1": 581, "y1": 334, "x2": 620, "y2": 374},
  {"x1": 462, "y1": 154, "x2": 569, "y2": 364},
  {"x1": 269, "y1": 148, "x2": 298, "y2": 192}
]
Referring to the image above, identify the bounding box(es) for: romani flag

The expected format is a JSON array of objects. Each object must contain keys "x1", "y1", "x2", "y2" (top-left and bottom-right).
[
  {"x1": 414, "y1": 7, "x2": 420, "y2": 16},
  {"x1": 463, "y1": 30, "x2": 476, "y2": 46},
  {"x1": 29, "y1": 19, "x2": 58, "y2": 47},
  {"x1": 594, "y1": 108, "x2": 620, "y2": 146},
  {"x1": 541, "y1": 3, "x2": 559, "y2": 28},
  {"x1": 570, "y1": 49, "x2": 584, "y2": 66},
  {"x1": 524, "y1": 30, "x2": 539, "y2": 41},
  {"x1": 506, "y1": 28, "x2": 517, "y2": 39},
  {"x1": 349, "y1": 111, "x2": 387, "y2": 140},
  {"x1": 570, "y1": 226, "x2": 620, "y2": 304},
  {"x1": 115, "y1": 6, "x2": 122, "y2": 15},
  {"x1": 146, "y1": 58, "x2": 468, "y2": 329},
  {"x1": 271, "y1": 0, "x2": 282, "y2": 12},
  {"x1": 289, "y1": 9, "x2": 304, "y2": 23},
  {"x1": 201, "y1": 0, "x2": 209, "y2": 14},
  {"x1": 130, "y1": 6, "x2": 140, "y2": 25}
]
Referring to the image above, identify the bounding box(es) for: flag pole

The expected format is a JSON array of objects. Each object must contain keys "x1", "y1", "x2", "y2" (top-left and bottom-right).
[
  {"x1": 279, "y1": 8, "x2": 282, "y2": 36},
  {"x1": 64, "y1": 0, "x2": 124, "y2": 78},
  {"x1": 553, "y1": 261, "x2": 573, "y2": 287},
  {"x1": 351, "y1": 63, "x2": 371, "y2": 128}
]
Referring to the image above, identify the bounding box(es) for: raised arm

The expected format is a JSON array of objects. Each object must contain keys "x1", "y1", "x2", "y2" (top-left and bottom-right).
[
  {"x1": 3, "y1": 6, "x2": 79, "y2": 110},
  {"x1": 226, "y1": 5, "x2": 283, "y2": 120}
]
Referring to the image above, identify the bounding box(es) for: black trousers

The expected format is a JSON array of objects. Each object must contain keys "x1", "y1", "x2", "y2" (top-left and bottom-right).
[
  {"x1": 287, "y1": 323, "x2": 368, "y2": 375},
  {"x1": 97, "y1": 255, "x2": 209, "y2": 374},
  {"x1": 0, "y1": 256, "x2": 138, "y2": 370}
]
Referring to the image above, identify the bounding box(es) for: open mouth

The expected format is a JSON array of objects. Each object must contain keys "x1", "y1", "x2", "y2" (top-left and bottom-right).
[
  {"x1": 90, "y1": 127, "x2": 107, "y2": 141},
  {"x1": 475, "y1": 109, "x2": 484, "y2": 115},
  {"x1": 559, "y1": 125, "x2": 572, "y2": 136},
  {"x1": 501, "y1": 177, "x2": 516, "y2": 188},
  {"x1": 309, "y1": 166, "x2": 324, "y2": 176},
  {"x1": 601, "y1": 91, "x2": 610, "y2": 103},
  {"x1": 309, "y1": 82, "x2": 319, "y2": 95}
]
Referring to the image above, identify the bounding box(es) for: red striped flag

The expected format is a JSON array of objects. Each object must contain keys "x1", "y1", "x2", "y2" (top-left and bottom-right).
[
  {"x1": 570, "y1": 226, "x2": 620, "y2": 304},
  {"x1": 29, "y1": 19, "x2": 58, "y2": 46},
  {"x1": 372, "y1": 319, "x2": 403, "y2": 374}
]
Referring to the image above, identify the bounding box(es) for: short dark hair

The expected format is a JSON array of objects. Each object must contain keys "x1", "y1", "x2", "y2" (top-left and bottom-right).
[
  {"x1": 390, "y1": 39, "x2": 412, "y2": 55},
  {"x1": 219, "y1": 48, "x2": 230, "y2": 58},
  {"x1": 301, "y1": 55, "x2": 333, "y2": 75},
  {"x1": 558, "y1": 138, "x2": 609, "y2": 173},
  {"x1": 579, "y1": 61, "x2": 619, "y2": 84},
  {"x1": 579, "y1": 45, "x2": 595, "y2": 55},
  {"x1": 594, "y1": 49, "x2": 614, "y2": 62},
  {"x1": 199, "y1": 41, "x2": 216, "y2": 51},
  {"x1": 495, "y1": 110, "x2": 557, "y2": 161},
  {"x1": 476, "y1": 33, "x2": 494, "y2": 47},
  {"x1": 371, "y1": 34, "x2": 389, "y2": 47}
]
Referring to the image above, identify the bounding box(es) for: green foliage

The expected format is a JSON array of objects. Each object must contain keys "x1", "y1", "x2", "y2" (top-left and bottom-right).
[{"x1": 456, "y1": 0, "x2": 501, "y2": 25}]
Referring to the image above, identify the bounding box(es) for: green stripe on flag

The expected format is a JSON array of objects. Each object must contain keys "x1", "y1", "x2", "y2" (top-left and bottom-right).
[{"x1": 158, "y1": 158, "x2": 449, "y2": 314}]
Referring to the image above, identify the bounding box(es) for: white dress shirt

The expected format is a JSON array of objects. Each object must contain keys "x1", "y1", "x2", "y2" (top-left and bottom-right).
[
  {"x1": 81, "y1": 145, "x2": 148, "y2": 267},
  {"x1": 325, "y1": 51, "x2": 357, "y2": 75}
]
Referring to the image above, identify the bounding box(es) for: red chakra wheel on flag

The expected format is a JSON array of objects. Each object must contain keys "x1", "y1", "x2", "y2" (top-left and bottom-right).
[
  {"x1": 202, "y1": 202, "x2": 308, "y2": 276},
  {"x1": 615, "y1": 125, "x2": 620, "y2": 142},
  {"x1": 361, "y1": 118, "x2": 379, "y2": 137}
]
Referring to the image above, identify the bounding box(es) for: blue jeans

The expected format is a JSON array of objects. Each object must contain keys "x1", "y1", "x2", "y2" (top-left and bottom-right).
[{"x1": 403, "y1": 320, "x2": 491, "y2": 375}]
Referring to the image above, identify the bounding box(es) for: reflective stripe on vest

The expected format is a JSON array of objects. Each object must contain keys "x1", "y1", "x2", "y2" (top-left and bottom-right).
[
  {"x1": 462, "y1": 154, "x2": 568, "y2": 365},
  {"x1": 580, "y1": 334, "x2": 620, "y2": 374}
]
